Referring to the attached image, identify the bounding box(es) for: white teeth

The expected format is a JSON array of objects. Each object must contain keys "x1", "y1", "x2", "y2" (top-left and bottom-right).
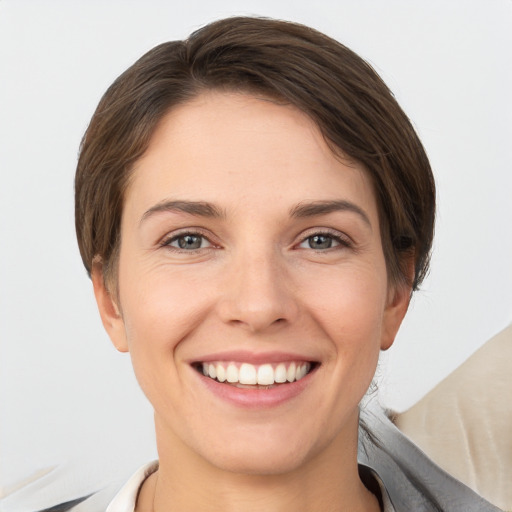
[
  {"x1": 226, "y1": 363, "x2": 238, "y2": 383},
  {"x1": 200, "y1": 361, "x2": 312, "y2": 385},
  {"x1": 274, "y1": 363, "x2": 287, "y2": 383},
  {"x1": 286, "y1": 362, "x2": 296, "y2": 383},
  {"x1": 257, "y1": 364, "x2": 274, "y2": 385},
  {"x1": 239, "y1": 363, "x2": 257, "y2": 384},
  {"x1": 216, "y1": 364, "x2": 226, "y2": 382},
  {"x1": 296, "y1": 363, "x2": 308, "y2": 380}
]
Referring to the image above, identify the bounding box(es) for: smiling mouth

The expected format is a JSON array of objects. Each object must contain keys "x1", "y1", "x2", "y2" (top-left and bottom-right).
[{"x1": 193, "y1": 361, "x2": 317, "y2": 388}]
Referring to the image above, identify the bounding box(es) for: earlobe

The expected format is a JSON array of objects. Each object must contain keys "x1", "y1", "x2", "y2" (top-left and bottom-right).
[
  {"x1": 381, "y1": 281, "x2": 412, "y2": 351},
  {"x1": 91, "y1": 261, "x2": 129, "y2": 353}
]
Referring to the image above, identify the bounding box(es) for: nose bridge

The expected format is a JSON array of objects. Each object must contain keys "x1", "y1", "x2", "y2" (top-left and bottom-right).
[{"x1": 218, "y1": 243, "x2": 297, "y2": 332}]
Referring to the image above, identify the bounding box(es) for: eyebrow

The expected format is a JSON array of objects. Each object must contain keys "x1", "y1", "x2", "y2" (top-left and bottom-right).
[
  {"x1": 140, "y1": 198, "x2": 371, "y2": 228},
  {"x1": 140, "y1": 200, "x2": 225, "y2": 224},
  {"x1": 289, "y1": 200, "x2": 372, "y2": 227}
]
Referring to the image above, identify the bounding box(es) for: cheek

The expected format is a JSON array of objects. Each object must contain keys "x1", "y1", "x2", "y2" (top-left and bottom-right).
[
  {"x1": 303, "y1": 262, "x2": 388, "y2": 401},
  {"x1": 304, "y1": 263, "x2": 388, "y2": 345},
  {"x1": 117, "y1": 259, "x2": 216, "y2": 384},
  {"x1": 120, "y1": 256, "x2": 203, "y2": 336},
  {"x1": 117, "y1": 275, "x2": 195, "y2": 412}
]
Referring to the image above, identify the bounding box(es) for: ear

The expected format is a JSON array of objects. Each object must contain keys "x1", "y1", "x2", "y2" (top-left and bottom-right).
[
  {"x1": 381, "y1": 279, "x2": 412, "y2": 351},
  {"x1": 91, "y1": 260, "x2": 129, "y2": 353}
]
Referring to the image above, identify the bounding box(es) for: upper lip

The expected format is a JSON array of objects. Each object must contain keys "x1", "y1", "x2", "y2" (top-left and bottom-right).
[{"x1": 189, "y1": 350, "x2": 319, "y2": 365}]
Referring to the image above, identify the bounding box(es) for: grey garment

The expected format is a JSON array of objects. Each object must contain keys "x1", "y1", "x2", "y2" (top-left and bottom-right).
[{"x1": 358, "y1": 400, "x2": 503, "y2": 512}]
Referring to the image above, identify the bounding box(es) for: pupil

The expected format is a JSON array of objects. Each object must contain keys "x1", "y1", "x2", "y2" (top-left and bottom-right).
[
  {"x1": 309, "y1": 235, "x2": 331, "y2": 249},
  {"x1": 179, "y1": 235, "x2": 201, "y2": 249}
]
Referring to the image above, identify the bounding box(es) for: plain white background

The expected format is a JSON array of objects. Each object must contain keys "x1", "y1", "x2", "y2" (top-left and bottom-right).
[{"x1": 1, "y1": 0, "x2": 511, "y2": 490}]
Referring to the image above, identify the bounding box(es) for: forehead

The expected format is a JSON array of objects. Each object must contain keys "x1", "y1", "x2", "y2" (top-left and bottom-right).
[{"x1": 126, "y1": 91, "x2": 378, "y2": 220}]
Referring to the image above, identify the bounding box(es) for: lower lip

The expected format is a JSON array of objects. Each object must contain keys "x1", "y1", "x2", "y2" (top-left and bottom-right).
[{"x1": 196, "y1": 370, "x2": 315, "y2": 409}]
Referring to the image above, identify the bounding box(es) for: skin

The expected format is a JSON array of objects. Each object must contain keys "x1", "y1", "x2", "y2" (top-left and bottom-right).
[{"x1": 93, "y1": 92, "x2": 411, "y2": 511}]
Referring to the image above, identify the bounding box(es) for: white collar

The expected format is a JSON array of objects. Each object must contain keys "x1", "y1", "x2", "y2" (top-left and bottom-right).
[{"x1": 105, "y1": 460, "x2": 158, "y2": 512}]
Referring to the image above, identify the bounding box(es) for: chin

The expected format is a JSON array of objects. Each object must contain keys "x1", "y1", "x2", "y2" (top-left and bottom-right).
[
  {"x1": 207, "y1": 443, "x2": 310, "y2": 476},
  {"x1": 190, "y1": 421, "x2": 324, "y2": 476}
]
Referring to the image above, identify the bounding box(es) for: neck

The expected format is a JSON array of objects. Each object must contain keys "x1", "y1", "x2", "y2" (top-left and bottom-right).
[{"x1": 137, "y1": 417, "x2": 380, "y2": 512}]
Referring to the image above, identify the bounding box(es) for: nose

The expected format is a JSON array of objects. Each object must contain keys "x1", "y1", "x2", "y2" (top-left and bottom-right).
[{"x1": 216, "y1": 248, "x2": 299, "y2": 333}]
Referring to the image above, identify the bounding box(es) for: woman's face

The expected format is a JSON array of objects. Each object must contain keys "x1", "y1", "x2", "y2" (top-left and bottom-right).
[{"x1": 94, "y1": 92, "x2": 409, "y2": 475}]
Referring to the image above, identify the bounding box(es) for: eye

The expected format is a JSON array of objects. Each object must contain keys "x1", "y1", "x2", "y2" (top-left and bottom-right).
[
  {"x1": 297, "y1": 231, "x2": 350, "y2": 251},
  {"x1": 164, "y1": 233, "x2": 212, "y2": 251},
  {"x1": 300, "y1": 234, "x2": 338, "y2": 250}
]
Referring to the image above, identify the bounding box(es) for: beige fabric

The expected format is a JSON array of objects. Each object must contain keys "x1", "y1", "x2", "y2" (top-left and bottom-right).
[{"x1": 395, "y1": 324, "x2": 512, "y2": 511}]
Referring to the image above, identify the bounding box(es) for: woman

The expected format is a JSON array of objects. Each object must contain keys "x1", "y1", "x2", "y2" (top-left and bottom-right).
[{"x1": 73, "y1": 16, "x2": 499, "y2": 512}]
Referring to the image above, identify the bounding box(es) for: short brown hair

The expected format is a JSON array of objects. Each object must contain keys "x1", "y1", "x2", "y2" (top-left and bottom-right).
[{"x1": 75, "y1": 16, "x2": 435, "y2": 290}]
